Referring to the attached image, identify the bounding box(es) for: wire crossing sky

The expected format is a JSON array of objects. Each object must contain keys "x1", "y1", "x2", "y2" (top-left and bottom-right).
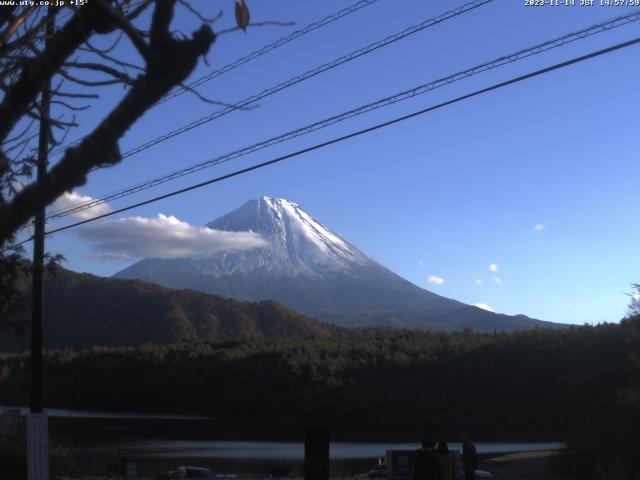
[
  {"x1": 22, "y1": 0, "x2": 640, "y2": 326},
  {"x1": 56, "y1": 0, "x2": 492, "y2": 175},
  {"x1": 46, "y1": 9, "x2": 640, "y2": 221},
  {"x1": 49, "y1": 0, "x2": 382, "y2": 157},
  {"x1": 46, "y1": 0, "x2": 496, "y2": 218},
  {"x1": 32, "y1": 35, "x2": 640, "y2": 240}
]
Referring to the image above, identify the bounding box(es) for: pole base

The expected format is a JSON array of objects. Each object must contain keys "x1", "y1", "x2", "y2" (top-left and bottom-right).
[{"x1": 27, "y1": 412, "x2": 50, "y2": 480}]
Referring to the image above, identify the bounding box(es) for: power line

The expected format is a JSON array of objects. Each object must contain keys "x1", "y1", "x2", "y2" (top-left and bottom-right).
[
  {"x1": 31, "y1": 35, "x2": 640, "y2": 242},
  {"x1": 48, "y1": 0, "x2": 380, "y2": 157},
  {"x1": 158, "y1": 0, "x2": 381, "y2": 105},
  {"x1": 50, "y1": 0, "x2": 494, "y2": 164},
  {"x1": 48, "y1": 9, "x2": 640, "y2": 220},
  {"x1": 117, "y1": 0, "x2": 493, "y2": 160},
  {"x1": 46, "y1": 0, "x2": 496, "y2": 219},
  {"x1": 6, "y1": 34, "x2": 639, "y2": 252}
]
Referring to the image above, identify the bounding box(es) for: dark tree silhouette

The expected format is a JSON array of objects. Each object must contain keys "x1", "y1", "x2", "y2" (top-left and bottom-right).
[
  {"x1": 0, "y1": 0, "x2": 219, "y2": 242},
  {"x1": 0, "y1": 0, "x2": 262, "y2": 330},
  {"x1": 628, "y1": 283, "x2": 640, "y2": 318}
]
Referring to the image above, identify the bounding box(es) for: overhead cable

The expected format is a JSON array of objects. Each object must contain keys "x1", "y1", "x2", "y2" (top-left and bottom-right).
[
  {"x1": 50, "y1": 0, "x2": 494, "y2": 162},
  {"x1": 33, "y1": 35, "x2": 640, "y2": 242},
  {"x1": 48, "y1": 9, "x2": 640, "y2": 220},
  {"x1": 48, "y1": 0, "x2": 381, "y2": 156}
]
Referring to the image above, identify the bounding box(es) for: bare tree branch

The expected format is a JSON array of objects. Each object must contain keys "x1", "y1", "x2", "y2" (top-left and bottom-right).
[
  {"x1": 58, "y1": 68, "x2": 126, "y2": 87},
  {"x1": 1, "y1": 7, "x2": 36, "y2": 45},
  {"x1": 51, "y1": 100, "x2": 91, "y2": 111},
  {"x1": 0, "y1": 8, "x2": 50, "y2": 57},
  {"x1": 3, "y1": 117, "x2": 37, "y2": 146},
  {"x1": 0, "y1": 6, "x2": 216, "y2": 242},
  {"x1": 27, "y1": 109, "x2": 78, "y2": 129},
  {"x1": 178, "y1": 81, "x2": 258, "y2": 110},
  {"x1": 98, "y1": 2, "x2": 151, "y2": 61},
  {"x1": 178, "y1": 0, "x2": 223, "y2": 24},
  {"x1": 62, "y1": 61, "x2": 136, "y2": 84},
  {"x1": 84, "y1": 31, "x2": 123, "y2": 55},
  {"x1": 82, "y1": 36, "x2": 145, "y2": 72},
  {"x1": 52, "y1": 89, "x2": 100, "y2": 99},
  {"x1": 216, "y1": 20, "x2": 295, "y2": 36},
  {"x1": 0, "y1": 1, "x2": 120, "y2": 143}
]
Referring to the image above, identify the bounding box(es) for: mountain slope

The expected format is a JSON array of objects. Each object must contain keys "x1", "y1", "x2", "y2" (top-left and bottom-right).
[
  {"x1": 115, "y1": 196, "x2": 557, "y2": 331},
  {"x1": 0, "y1": 268, "x2": 335, "y2": 352}
]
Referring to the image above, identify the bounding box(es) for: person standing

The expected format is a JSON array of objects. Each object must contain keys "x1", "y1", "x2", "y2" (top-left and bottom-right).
[
  {"x1": 413, "y1": 438, "x2": 439, "y2": 480},
  {"x1": 436, "y1": 441, "x2": 453, "y2": 480},
  {"x1": 462, "y1": 437, "x2": 478, "y2": 480}
]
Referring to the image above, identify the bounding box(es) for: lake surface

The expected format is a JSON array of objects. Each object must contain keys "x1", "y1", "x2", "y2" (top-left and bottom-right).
[
  {"x1": 0, "y1": 405, "x2": 208, "y2": 420},
  {"x1": 68, "y1": 439, "x2": 565, "y2": 476},
  {"x1": 66, "y1": 439, "x2": 565, "y2": 478},
  {"x1": 1, "y1": 406, "x2": 565, "y2": 475},
  {"x1": 80, "y1": 439, "x2": 565, "y2": 460}
]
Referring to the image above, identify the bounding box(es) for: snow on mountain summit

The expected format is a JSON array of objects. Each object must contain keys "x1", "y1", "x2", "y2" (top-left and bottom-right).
[
  {"x1": 204, "y1": 196, "x2": 367, "y2": 275},
  {"x1": 115, "y1": 196, "x2": 370, "y2": 281},
  {"x1": 260, "y1": 196, "x2": 352, "y2": 256}
]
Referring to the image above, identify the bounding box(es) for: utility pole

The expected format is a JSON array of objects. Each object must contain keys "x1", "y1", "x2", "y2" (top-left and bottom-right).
[{"x1": 28, "y1": 8, "x2": 53, "y2": 480}]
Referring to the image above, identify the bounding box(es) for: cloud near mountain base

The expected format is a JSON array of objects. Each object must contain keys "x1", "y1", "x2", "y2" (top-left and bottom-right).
[
  {"x1": 474, "y1": 303, "x2": 495, "y2": 312},
  {"x1": 76, "y1": 213, "x2": 268, "y2": 260},
  {"x1": 51, "y1": 192, "x2": 268, "y2": 259}
]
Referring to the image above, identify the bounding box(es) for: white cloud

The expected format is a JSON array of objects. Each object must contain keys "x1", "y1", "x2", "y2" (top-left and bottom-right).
[
  {"x1": 427, "y1": 275, "x2": 445, "y2": 286},
  {"x1": 52, "y1": 192, "x2": 267, "y2": 259},
  {"x1": 474, "y1": 303, "x2": 494, "y2": 312},
  {"x1": 492, "y1": 276, "x2": 503, "y2": 285},
  {"x1": 489, "y1": 263, "x2": 498, "y2": 272},
  {"x1": 532, "y1": 224, "x2": 546, "y2": 232},
  {"x1": 475, "y1": 278, "x2": 483, "y2": 286},
  {"x1": 52, "y1": 192, "x2": 112, "y2": 221},
  {"x1": 418, "y1": 259, "x2": 425, "y2": 268},
  {"x1": 74, "y1": 213, "x2": 268, "y2": 260},
  {"x1": 633, "y1": 294, "x2": 640, "y2": 302}
]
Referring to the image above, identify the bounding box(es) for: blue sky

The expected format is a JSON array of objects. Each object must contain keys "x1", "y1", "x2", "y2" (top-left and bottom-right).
[{"x1": 30, "y1": 0, "x2": 640, "y2": 325}]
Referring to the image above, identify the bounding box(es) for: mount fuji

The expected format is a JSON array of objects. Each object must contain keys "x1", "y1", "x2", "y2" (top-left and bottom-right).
[{"x1": 114, "y1": 196, "x2": 555, "y2": 331}]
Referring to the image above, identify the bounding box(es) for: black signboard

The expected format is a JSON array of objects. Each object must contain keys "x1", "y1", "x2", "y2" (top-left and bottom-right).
[
  {"x1": 386, "y1": 449, "x2": 461, "y2": 480},
  {"x1": 387, "y1": 450, "x2": 418, "y2": 477}
]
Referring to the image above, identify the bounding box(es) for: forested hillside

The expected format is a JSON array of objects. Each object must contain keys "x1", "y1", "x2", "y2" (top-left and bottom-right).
[
  {"x1": 3, "y1": 320, "x2": 637, "y2": 425},
  {"x1": 0, "y1": 269, "x2": 335, "y2": 351},
  {"x1": 1, "y1": 318, "x2": 638, "y2": 469}
]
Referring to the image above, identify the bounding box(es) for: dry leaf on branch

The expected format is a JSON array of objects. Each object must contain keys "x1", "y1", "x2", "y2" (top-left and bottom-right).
[{"x1": 235, "y1": 0, "x2": 250, "y2": 32}]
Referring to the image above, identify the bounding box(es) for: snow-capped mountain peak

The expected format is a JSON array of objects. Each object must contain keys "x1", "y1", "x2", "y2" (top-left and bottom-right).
[
  {"x1": 114, "y1": 196, "x2": 551, "y2": 331},
  {"x1": 259, "y1": 195, "x2": 356, "y2": 259},
  {"x1": 203, "y1": 196, "x2": 367, "y2": 275}
]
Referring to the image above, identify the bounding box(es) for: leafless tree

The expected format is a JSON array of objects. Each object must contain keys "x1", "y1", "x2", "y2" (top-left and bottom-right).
[
  {"x1": 628, "y1": 283, "x2": 640, "y2": 318},
  {"x1": 0, "y1": 0, "x2": 254, "y2": 328}
]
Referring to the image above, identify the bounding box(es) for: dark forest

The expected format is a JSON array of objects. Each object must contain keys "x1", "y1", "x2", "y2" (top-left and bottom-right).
[{"x1": 2, "y1": 317, "x2": 639, "y2": 474}]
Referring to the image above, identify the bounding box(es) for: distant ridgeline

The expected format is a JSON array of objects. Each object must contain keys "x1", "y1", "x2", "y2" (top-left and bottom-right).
[
  {"x1": 0, "y1": 268, "x2": 336, "y2": 352},
  {"x1": 2, "y1": 263, "x2": 555, "y2": 352}
]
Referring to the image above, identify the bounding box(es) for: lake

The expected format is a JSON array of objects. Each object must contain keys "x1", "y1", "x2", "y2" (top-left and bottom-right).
[
  {"x1": 69, "y1": 438, "x2": 565, "y2": 476},
  {"x1": 85, "y1": 439, "x2": 565, "y2": 459},
  {"x1": 1, "y1": 406, "x2": 565, "y2": 476}
]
